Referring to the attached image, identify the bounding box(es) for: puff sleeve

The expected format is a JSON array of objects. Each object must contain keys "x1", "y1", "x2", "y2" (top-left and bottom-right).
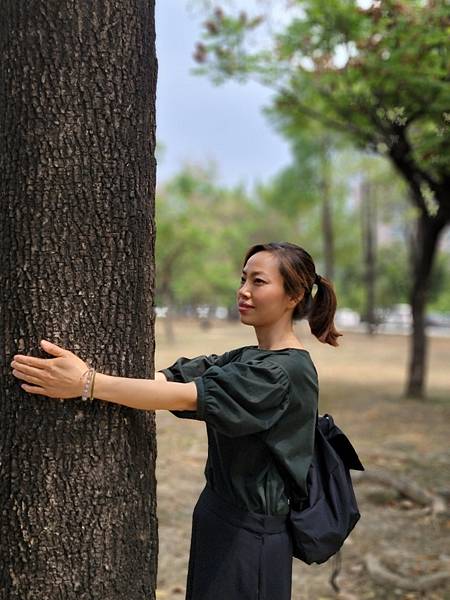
[
  {"x1": 191, "y1": 360, "x2": 291, "y2": 437},
  {"x1": 159, "y1": 350, "x2": 240, "y2": 420},
  {"x1": 158, "y1": 353, "x2": 224, "y2": 384}
]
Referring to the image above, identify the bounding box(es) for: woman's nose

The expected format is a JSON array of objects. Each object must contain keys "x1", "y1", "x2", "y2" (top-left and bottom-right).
[{"x1": 237, "y1": 284, "x2": 249, "y2": 297}]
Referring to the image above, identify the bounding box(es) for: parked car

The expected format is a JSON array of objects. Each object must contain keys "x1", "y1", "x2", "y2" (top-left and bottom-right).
[
  {"x1": 426, "y1": 311, "x2": 450, "y2": 327},
  {"x1": 383, "y1": 303, "x2": 412, "y2": 326},
  {"x1": 335, "y1": 308, "x2": 360, "y2": 327}
]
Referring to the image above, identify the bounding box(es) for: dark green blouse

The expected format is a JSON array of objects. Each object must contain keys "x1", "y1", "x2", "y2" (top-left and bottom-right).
[{"x1": 159, "y1": 345, "x2": 318, "y2": 516}]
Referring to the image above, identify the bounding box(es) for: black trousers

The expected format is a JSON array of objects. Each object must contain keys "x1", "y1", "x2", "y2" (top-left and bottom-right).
[{"x1": 185, "y1": 485, "x2": 293, "y2": 600}]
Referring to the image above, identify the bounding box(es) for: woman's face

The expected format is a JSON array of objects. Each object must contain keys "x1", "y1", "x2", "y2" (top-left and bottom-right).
[{"x1": 236, "y1": 251, "x2": 300, "y2": 327}]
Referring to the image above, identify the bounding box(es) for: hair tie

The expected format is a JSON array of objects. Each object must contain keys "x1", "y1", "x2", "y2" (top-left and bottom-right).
[{"x1": 314, "y1": 274, "x2": 321, "y2": 286}]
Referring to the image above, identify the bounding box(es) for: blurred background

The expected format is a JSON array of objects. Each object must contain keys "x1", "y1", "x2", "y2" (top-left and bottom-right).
[{"x1": 153, "y1": 2, "x2": 450, "y2": 599}]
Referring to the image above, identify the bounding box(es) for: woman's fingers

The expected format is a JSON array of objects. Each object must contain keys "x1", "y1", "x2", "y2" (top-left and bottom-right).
[
  {"x1": 12, "y1": 338, "x2": 69, "y2": 370},
  {"x1": 12, "y1": 367, "x2": 53, "y2": 397},
  {"x1": 11, "y1": 361, "x2": 47, "y2": 378},
  {"x1": 11, "y1": 343, "x2": 89, "y2": 400},
  {"x1": 40, "y1": 340, "x2": 67, "y2": 357},
  {"x1": 12, "y1": 366, "x2": 44, "y2": 385},
  {"x1": 20, "y1": 383, "x2": 49, "y2": 396},
  {"x1": 13, "y1": 355, "x2": 53, "y2": 369}
]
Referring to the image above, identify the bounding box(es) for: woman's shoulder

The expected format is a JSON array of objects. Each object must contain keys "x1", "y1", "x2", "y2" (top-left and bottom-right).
[
  {"x1": 228, "y1": 346, "x2": 317, "y2": 382},
  {"x1": 219, "y1": 345, "x2": 317, "y2": 378},
  {"x1": 260, "y1": 348, "x2": 318, "y2": 390},
  {"x1": 224, "y1": 344, "x2": 313, "y2": 363}
]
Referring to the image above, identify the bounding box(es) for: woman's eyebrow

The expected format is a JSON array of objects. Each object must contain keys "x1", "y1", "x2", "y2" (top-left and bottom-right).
[{"x1": 242, "y1": 270, "x2": 267, "y2": 277}]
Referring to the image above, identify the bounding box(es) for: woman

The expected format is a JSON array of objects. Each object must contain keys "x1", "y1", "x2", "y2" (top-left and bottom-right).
[{"x1": 10, "y1": 241, "x2": 342, "y2": 600}]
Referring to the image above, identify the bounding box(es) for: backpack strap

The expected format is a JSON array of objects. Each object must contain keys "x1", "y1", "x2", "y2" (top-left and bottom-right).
[
  {"x1": 279, "y1": 408, "x2": 319, "y2": 510},
  {"x1": 330, "y1": 551, "x2": 342, "y2": 592}
]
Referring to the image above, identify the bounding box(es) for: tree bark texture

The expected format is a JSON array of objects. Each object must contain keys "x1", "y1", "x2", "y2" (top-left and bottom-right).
[{"x1": 0, "y1": 1, "x2": 158, "y2": 598}]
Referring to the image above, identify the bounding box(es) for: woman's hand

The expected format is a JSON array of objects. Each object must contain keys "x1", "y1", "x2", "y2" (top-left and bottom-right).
[{"x1": 10, "y1": 340, "x2": 90, "y2": 399}]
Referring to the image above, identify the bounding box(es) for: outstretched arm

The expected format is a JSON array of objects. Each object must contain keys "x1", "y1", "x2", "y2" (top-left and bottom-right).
[
  {"x1": 93, "y1": 372, "x2": 196, "y2": 411},
  {"x1": 10, "y1": 339, "x2": 196, "y2": 412}
]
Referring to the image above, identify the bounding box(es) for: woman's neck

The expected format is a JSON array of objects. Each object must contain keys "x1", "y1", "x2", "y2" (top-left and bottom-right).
[{"x1": 254, "y1": 324, "x2": 303, "y2": 351}]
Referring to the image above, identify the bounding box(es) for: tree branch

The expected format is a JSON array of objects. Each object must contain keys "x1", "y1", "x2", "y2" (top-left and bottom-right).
[
  {"x1": 365, "y1": 553, "x2": 450, "y2": 592},
  {"x1": 352, "y1": 467, "x2": 448, "y2": 515},
  {"x1": 275, "y1": 88, "x2": 378, "y2": 150}
]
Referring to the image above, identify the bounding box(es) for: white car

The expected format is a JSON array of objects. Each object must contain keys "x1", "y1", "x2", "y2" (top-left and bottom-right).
[{"x1": 335, "y1": 308, "x2": 360, "y2": 327}]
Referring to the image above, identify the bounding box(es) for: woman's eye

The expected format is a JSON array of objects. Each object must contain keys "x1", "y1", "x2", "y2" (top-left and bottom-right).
[{"x1": 239, "y1": 277, "x2": 265, "y2": 285}]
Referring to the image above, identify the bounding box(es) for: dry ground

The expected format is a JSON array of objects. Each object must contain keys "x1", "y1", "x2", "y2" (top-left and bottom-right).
[{"x1": 154, "y1": 319, "x2": 450, "y2": 600}]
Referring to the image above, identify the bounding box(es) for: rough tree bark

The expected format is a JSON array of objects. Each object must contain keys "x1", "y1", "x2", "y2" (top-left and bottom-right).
[{"x1": 0, "y1": 1, "x2": 158, "y2": 598}]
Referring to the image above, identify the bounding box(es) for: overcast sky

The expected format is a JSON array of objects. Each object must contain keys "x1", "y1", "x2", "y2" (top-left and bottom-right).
[{"x1": 154, "y1": 0, "x2": 292, "y2": 189}]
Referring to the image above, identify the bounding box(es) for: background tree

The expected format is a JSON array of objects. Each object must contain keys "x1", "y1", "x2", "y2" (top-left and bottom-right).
[
  {"x1": 193, "y1": 0, "x2": 450, "y2": 398},
  {"x1": 258, "y1": 128, "x2": 341, "y2": 280},
  {"x1": 359, "y1": 177, "x2": 378, "y2": 333},
  {"x1": 353, "y1": 155, "x2": 405, "y2": 332},
  {"x1": 0, "y1": 1, "x2": 158, "y2": 598}
]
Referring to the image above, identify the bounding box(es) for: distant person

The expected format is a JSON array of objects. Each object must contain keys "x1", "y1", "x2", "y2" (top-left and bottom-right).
[{"x1": 11, "y1": 241, "x2": 342, "y2": 600}]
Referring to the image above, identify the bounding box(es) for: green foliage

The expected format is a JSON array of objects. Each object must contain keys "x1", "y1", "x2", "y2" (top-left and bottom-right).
[
  {"x1": 194, "y1": 0, "x2": 450, "y2": 213},
  {"x1": 376, "y1": 242, "x2": 411, "y2": 308},
  {"x1": 257, "y1": 131, "x2": 332, "y2": 217},
  {"x1": 428, "y1": 249, "x2": 450, "y2": 311},
  {"x1": 155, "y1": 165, "x2": 294, "y2": 309},
  {"x1": 191, "y1": 0, "x2": 450, "y2": 335},
  {"x1": 274, "y1": 0, "x2": 449, "y2": 179},
  {"x1": 156, "y1": 155, "x2": 450, "y2": 314}
]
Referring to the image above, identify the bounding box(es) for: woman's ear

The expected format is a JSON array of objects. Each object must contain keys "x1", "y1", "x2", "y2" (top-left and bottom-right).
[{"x1": 288, "y1": 292, "x2": 304, "y2": 308}]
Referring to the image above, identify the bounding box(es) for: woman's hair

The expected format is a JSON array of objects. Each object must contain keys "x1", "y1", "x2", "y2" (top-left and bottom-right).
[{"x1": 242, "y1": 241, "x2": 343, "y2": 347}]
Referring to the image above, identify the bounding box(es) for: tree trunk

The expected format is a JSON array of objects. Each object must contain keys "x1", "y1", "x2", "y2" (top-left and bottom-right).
[
  {"x1": 320, "y1": 139, "x2": 334, "y2": 281},
  {"x1": 406, "y1": 212, "x2": 445, "y2": 399},
  {"x1": 360, "y1": 179, "x2": 377, "y2": 334},
  {"x1": 158, "y1": 275, "x2": 177, "y2": 344},
  {"x1": 0, "y1": 1, "x2": 158, "y2": 598}
]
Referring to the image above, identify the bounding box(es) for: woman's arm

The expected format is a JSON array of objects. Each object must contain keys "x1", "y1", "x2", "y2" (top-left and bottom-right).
[
  {"x1": 10, "y1": 340, "x2": 196, "y2": 411},
  {"x1": 93, "y1": 373, "x2": 197, "y2": 411}
]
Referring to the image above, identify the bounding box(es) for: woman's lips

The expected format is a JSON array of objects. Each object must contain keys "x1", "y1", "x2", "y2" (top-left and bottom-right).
[{"x1": 238, "y1": 304, "x2": 254, "y2": 313}]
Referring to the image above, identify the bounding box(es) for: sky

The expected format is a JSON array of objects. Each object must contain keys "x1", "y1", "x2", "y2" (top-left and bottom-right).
[{"x1": 154, "y1": 0, "x2": 292, "y2": 189}]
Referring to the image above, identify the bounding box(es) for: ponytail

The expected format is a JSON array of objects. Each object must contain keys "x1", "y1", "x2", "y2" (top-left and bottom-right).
[{"x1": 307, "y1": 275, "x2": 343, "y2": 347}]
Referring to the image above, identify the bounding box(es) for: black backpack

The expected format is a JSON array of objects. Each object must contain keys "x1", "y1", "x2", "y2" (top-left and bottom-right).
[{"x1": 278, "y1": 411, "x2": 365, "y2": 582}]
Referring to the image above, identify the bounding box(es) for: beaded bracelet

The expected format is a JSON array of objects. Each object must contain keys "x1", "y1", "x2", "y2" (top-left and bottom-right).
[
  {"x1": 90, "y1": 369, "x2": 96, "y2": 401},
  {"x1": 81, "y1": 367, "x2": 96, "y2": 402}
]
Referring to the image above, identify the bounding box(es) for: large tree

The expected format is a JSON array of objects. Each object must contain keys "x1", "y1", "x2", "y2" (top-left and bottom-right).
[
  {"x1": 194, "y1": 0, "x2": 450, "y2": 398},
  {"x1": 0, "y1": 1, "x2": 158, "y2": 598}
]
